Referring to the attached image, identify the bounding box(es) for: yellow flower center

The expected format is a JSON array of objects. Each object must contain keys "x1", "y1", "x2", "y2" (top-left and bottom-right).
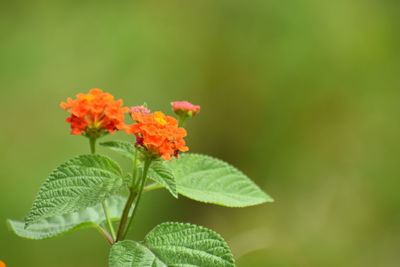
[
  {"x1": 154, "y1": 111, "x2": 167, "y2": 125},
  {"x1": 82, "y1": 94, "x2": 95, "y2": 102}
]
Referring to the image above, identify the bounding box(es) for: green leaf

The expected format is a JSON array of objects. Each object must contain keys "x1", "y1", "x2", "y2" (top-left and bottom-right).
[
  {"x1": 100, "y1": 140, "x2": 136, "y2": 160},
  {"x1": 167, "y1": 154, "x2": 273, "y2": 207},
  {"x1": 109, "y1": 241, "x2": 166, "y2": 267},
  {"x1": 109, "y1": 222, "x2": 235, "y2": 267},
  {"x1": 147, "y1": 161, "x2": 178, "y2": 198},
  {"x1": 24, "y1": 154, "x2": 124, "y2": 227},
  {"x1": 8, "y1": 196, "x2": 126, "y2": 240}
]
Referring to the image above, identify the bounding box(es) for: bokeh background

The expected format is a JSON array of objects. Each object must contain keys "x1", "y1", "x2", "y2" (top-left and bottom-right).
[{"x1": 1, "y1": 0, "x2": 399, "y2": 266}]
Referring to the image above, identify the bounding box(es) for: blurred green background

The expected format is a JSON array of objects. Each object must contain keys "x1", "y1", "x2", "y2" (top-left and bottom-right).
[{"x1": 1, "y1": 0, "x2": 399, "y2": 266}]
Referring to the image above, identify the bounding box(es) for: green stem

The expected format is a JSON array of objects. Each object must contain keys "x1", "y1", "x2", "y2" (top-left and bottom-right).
[
  {"x1": 116, "y1": 189, "x2": 136, "y2": 241},
  {"x1": 178, "y1": 115, "x2": 187, "y2": 127},
  {"x1": 121, "y1": 159, "x2": 152, "y2": 240},
  {"x1": 144, "y1": 183, "x2": 164, "y2": 192},
  {"x1": 132, "y1": 149, "x2": 138, "y2": 188},
  {"x1": 88, "y1": 135, "x2": 116, "y2": 243},
  {"x1": 94, "y1": 224, "x2": 113, "y2": 245},
  {"x1": 102, "y1": 201, "x2": 116, "y2": 241},
  {"x1": 115, "y1": 149, "x2": 140, "y2": 241},
  {"x1": 89, "y1": 136, "x2": 97, "y2": 154}
]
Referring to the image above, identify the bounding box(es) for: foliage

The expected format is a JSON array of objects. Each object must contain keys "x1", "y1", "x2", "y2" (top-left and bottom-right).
[
  {"x1": 8, "y1": 92, "x2": 272, "y2": 266},
  {"x1": 109, "y1": 222, "x2": 234, "y2": 267},
  {"x1": 8, "y1": 196, "x2": 126, "y2": 240},
  {"x1": 168, "y1": 153, "x2": 273, "y2": 207},
  {"x1": 24, "y1": 154, "x2": 124, "y2": 227}
]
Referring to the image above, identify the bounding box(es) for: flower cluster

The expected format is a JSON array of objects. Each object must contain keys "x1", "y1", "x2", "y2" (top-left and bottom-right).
[
  {"x1": 60, "y1": 88, "x2": 129, "y2": 136},
  {"x1": 61, "y1": 89, "x2": 199, "y2": 161},
  {"x1": 171, "y1": 101, "x2": 201, "y2": 117},
  {"x1": 125, "y1": 110, "x2": 189, "y2": 160}
]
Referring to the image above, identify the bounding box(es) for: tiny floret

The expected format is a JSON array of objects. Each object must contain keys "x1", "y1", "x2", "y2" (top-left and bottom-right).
[
  {"x1": 125, "y1": 111, "x2": 189, "y2": 160},
  {"x1": 60, "y1": 88, "x2": 129, "y2": 136}
]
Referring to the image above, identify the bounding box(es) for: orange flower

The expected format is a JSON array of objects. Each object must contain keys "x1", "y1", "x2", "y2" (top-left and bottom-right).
[
  {"x1": 60, "y1": 88, "x2": 129, "y2": 136},
  {"x1": 125, "y1": 111, "x2": 189, "y2": 160}
]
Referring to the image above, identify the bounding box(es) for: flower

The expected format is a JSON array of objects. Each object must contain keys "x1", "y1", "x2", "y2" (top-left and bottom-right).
[
  {"x1": 129, "y1": 105, "x2": 150, "y2": 115},
  {"x1": 171, "y1": 101, "x2": 201, "y2": 117},
  {"x1": 125, "y1": 110, "x2": 189, "y2": 160},
  {"x1": 60, "y1": 88, "x2": 129, "y2": 136}
]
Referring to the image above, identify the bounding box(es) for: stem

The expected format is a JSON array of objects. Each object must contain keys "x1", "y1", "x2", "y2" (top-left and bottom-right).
[
  {"x1": 102, "y1": 201, "x2": 116, "y2": 241},
  {"x1": 88, "y1": 135, "x2": 116, "y2": 243},
  {"x1": 94, "y1": 225, "x2": 114, "y2": 245},
  {"x1": 89, "y1": 136, "x2": 97, "y2": 154},
  {"x1": 132, "y1": 149, "x2": 138, "y2": 188},
  {"x1": 116, "y1": 189, "x2": 137, "y2": 241},
  {"x1": 116, "y1": 149, "x2": 140, "y2": 241},
  {"x1": 122, "y1": 159, "x2": 151, "y2": 239},
  {"x1": 178, "y1": 115, "x2": 187, "y2": 127},
  {"x1": 144, "y1": 183, "x2": 164, "y2": 192}
]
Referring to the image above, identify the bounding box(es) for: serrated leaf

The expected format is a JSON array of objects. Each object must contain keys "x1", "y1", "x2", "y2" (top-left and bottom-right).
[
  {"x1": 109, "y1": 222, "x2": 235, "y2": 267},
  {"x1": 8, "y1": 196, "x2": 126, "y2": 240},
  {"x1": 147, "y1": 162, "x2": 178, "y2": 198},
  {"x1": 25, "y1": 154, "x2": 124, "y2": 227},
  {"x1": 167, "y1": 154, "x2": 273, "y2": 207},
  {"x1": 100, "y1": 140, "x2": 136, "y2": 160},
  {"x1": 109, "y1": 240, "x2": 166, "y2": 267}
]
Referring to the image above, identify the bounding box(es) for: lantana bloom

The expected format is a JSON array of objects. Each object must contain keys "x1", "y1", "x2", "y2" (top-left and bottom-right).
[
  {"x1": 60, "y1": 88, "x2": 129, "y2": 136},
  {"x1": 171, "y1": 101, "x2": 201, "y2": 117},
  {"x1": 125, "y1": 110, "x2": 189, "y2": 160}
]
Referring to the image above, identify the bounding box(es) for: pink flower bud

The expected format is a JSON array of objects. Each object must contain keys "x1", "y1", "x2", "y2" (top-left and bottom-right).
[
  {"x1": 129, "y1": 105, "x2": 150, "y2": 115},
  {"x1": 171, "y1": 101, "x2": 200, "y2": 117}
]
